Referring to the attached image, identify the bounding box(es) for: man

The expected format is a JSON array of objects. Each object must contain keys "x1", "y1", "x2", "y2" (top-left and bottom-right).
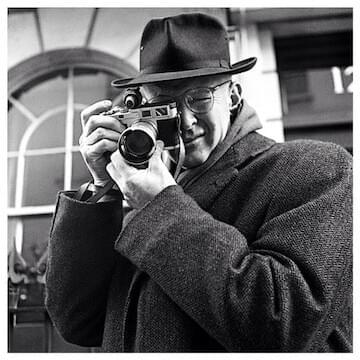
[{"x1": 45, "y1": 13, "x2": 352, "y2": 352}]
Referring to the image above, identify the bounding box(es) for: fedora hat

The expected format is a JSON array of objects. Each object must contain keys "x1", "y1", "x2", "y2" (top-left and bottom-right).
[{"x1": 111, "y1": 12, "x2": 257, "y2": 88}]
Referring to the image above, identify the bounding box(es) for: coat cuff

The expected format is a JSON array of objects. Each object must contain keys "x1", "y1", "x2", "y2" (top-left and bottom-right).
[{"x1": 50, "y1": 190, "x2": 123, "y2": 241}]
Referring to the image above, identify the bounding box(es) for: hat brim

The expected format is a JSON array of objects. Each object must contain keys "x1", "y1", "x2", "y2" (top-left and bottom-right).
[{"x1": 111, "y1": 57, "x2": 257, "y2": 88}]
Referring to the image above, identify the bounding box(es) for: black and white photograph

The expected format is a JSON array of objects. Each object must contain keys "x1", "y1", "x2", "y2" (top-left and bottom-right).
[{"x1": 6, "y1": 3, "x2": 354, "y2": 355}]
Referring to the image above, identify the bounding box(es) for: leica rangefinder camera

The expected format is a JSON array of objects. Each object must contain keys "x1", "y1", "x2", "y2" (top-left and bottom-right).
[{"x1": 102, "y1": 89, "x2": 181, "y2": 166}]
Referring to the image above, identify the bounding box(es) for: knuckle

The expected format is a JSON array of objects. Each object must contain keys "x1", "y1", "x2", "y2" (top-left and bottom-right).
[
  {"x1": 87, "y1": 114, "x2": 97, "y2": 127},
  {"x1": 110, "y1": 150, "x2": 118, "y2": 161},
  {"x1": 79, "y1": 143, "x2": 85, "y2": 154},
  {"x1": 79, "y1": 139, "x2": 86, "y2": 151},
  {"x1": 124, "y1": 179, "x2": 132, "y2": 189},
  {"x1": 94, "y1": 127, "x2": 105, "y2": 141},
  {"x1": 110, "y1": 148, "x2": 115, "y2": 156},
  {"x1": 105, "y1": 162, "x2": 112, "y2": 172},
  {"x1": 83, "y1": 147, "x2": 91, "y2": 159},
  {"x1": 80, "y1": 109, "x2": 87, "y2": 121},
  {"x1": 79, "y1": 135, "x2": 89, "y2": 149},
  {"x1": 80, "y1": 107, "x2": 93, "y2": 124},
  {"x1": 92, "y1": 139, "x2": 105, "y2": 153}
]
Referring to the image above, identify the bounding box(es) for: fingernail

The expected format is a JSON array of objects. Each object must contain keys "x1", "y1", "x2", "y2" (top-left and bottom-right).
[{"x1": 103, "y1": 100, "x2": 112, "y2": 107}]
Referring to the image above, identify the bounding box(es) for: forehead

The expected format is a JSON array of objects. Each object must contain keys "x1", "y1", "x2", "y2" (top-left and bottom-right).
[{"x1": 142, "y1": 74, "x2": 231, "y2": 95}]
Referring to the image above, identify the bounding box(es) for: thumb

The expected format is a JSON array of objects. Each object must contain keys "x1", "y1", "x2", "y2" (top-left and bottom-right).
[
  {"x1": 153, "y1": 140, "x2": 164, "y2": 158},
  {"x1": 148, "y1": 140, "x2": 164, "y2": 170}
]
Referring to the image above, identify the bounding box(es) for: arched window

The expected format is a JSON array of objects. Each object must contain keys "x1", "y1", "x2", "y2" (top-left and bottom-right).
[{"x1": 8, "y1": 48, "x2": 137, "y2": 266}]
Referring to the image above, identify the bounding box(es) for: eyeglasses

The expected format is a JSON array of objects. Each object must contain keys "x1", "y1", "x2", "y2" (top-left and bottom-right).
[{"x1": 148, "y1": 80, "x2": 231, "y2": 114}]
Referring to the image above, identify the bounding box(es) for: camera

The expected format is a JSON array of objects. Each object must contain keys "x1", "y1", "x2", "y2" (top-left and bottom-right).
[{"x1": 103, "y1": 89, "x2": 181, "y2": 167}]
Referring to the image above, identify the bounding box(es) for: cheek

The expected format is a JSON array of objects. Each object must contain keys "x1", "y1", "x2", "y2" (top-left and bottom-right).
[{"x1": 202, "y1": 112, "x2": 229, "y2": 147}]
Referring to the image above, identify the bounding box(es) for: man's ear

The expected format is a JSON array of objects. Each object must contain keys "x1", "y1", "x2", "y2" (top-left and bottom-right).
[{"x1": 229, "y1": 81, "x2": 242, "y2": 112}]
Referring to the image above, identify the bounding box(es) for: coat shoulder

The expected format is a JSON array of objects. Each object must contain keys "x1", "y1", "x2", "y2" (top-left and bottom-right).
[
  {"x1": 257, "y1": 138, "x2": 352, "y2": 178},
  {"x1": 271, "y1": 139, "x2": 351, "y2": 164}
]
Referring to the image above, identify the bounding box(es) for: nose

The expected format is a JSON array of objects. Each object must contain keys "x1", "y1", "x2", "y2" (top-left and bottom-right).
[{"x1": 178, "y1": 105, "x2": 197, "y2": 131}]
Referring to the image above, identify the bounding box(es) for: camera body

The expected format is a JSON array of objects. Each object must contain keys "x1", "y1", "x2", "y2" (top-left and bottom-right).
[{"x1": 103, "y1": 98, "x2": 181, "y2": 166}]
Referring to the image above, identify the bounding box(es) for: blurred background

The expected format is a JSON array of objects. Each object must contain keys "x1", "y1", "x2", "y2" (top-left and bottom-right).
[{"x1": 7, "y1": 7, "x2": 353, "y2": 352}]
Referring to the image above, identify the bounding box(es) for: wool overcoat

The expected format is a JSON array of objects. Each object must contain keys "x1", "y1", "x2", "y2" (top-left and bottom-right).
[{"x1": 46, "y1": 111, "x2": 352, "y2": 352}]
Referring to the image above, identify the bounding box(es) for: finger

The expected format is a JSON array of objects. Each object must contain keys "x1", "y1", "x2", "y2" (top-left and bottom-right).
[
  {"x1": 106, "y1": 162, "x2": 115, "y2": 179},
  {"x1": 82, "y1": 139, "x2": 118, "y2": 158},
  {"x1": 80, "y1": 100, "x2": 112, "y2": 128},
  {"x1": 155, "y1": 140, "x2": 165, "y2": 154},
  {"x1": 148, "y1": 140, "x2": 165, "y2": 170},
  {"x1": 83, "y1": 114, "x2": 125, "y2": 137},
  {"x1": 85, "y1": 127, "x2": 121, "y2": 146},
  {"x1": 110, "y1": 149, "x2": 121, "y2": 163},
  {"x1": 106, "y1": 161, "x2": 125, "y2": 192},
  {"x1": 110, "y1": 150, "x2": 138, "y2": 177}
]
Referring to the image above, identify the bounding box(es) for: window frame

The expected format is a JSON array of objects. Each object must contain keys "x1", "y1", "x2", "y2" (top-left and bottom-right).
[{"x1": 8, "y1": 48, "x2": 137, "y2": 251}]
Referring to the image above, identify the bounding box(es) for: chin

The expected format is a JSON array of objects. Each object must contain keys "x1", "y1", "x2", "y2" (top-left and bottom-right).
[{"x1": 184, "y1": 152, "x2": 210, "y2": 168}]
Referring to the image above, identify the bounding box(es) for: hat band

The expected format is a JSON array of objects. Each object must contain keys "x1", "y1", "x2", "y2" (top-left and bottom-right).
[{"x1": 141, "y1": 59, "x2": 230, "y2": 75}]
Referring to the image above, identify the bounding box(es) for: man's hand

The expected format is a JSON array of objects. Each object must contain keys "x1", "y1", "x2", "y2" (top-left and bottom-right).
[
  {"x1": 79, "y1": 100, "x2": 126, "y2": 186},
  {"x1": 106, "y1": 141, "x2": 177, "y2": 209}
]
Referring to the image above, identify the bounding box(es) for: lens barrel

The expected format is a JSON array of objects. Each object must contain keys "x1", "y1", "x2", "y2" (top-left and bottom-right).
[{"x1": 118, "y1": 121, "x2": 157, "y2": 165}]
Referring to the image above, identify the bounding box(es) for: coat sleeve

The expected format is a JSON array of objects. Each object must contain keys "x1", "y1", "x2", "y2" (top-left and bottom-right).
[
  {"x1": 45, "y1": 191, "x2": 123, "y2": 347},
  {"x1": 114, "y1": 142, "x2": 352, "y2": 351}
]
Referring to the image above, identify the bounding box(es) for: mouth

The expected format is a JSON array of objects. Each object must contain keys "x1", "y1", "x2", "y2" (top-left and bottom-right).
[{"x1": 183, "y1": 134, "x2": 204, "y2": 145}]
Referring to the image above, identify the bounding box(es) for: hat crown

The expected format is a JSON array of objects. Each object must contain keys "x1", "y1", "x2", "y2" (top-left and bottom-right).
[
  {"x1": 111, "y1": 12, "x2": 256, "y2": 88},
  {"x1": 140, "y1": 13, "x2": 231, "y2": 74}
]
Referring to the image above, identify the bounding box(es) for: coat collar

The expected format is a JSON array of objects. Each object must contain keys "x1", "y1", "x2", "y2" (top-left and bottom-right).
[
  {"x1": 181, "y1": 132, "x2": 275, "y2": 210},
  {"x1": 177, "y1": 100, "x2": 275, "y2": 209}
]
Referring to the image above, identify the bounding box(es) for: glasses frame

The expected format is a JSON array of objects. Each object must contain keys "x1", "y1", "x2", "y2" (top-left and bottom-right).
[{"x1": 147, "y1": 79, "x2": 231, "y2": 114}]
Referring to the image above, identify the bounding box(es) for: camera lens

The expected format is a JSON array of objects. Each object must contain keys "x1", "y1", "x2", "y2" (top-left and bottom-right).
[
  {"x1": 118, "y1": 122, "x2": 157, "y2": 166},
  {"x1": 125, "y1": 130, "x2": 153, "y2": 156}
]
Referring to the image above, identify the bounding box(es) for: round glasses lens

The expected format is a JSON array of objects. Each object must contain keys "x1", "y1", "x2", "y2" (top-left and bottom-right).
[{"x1": 185, "y1": 88, "x2": 213, "y2": 113}]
